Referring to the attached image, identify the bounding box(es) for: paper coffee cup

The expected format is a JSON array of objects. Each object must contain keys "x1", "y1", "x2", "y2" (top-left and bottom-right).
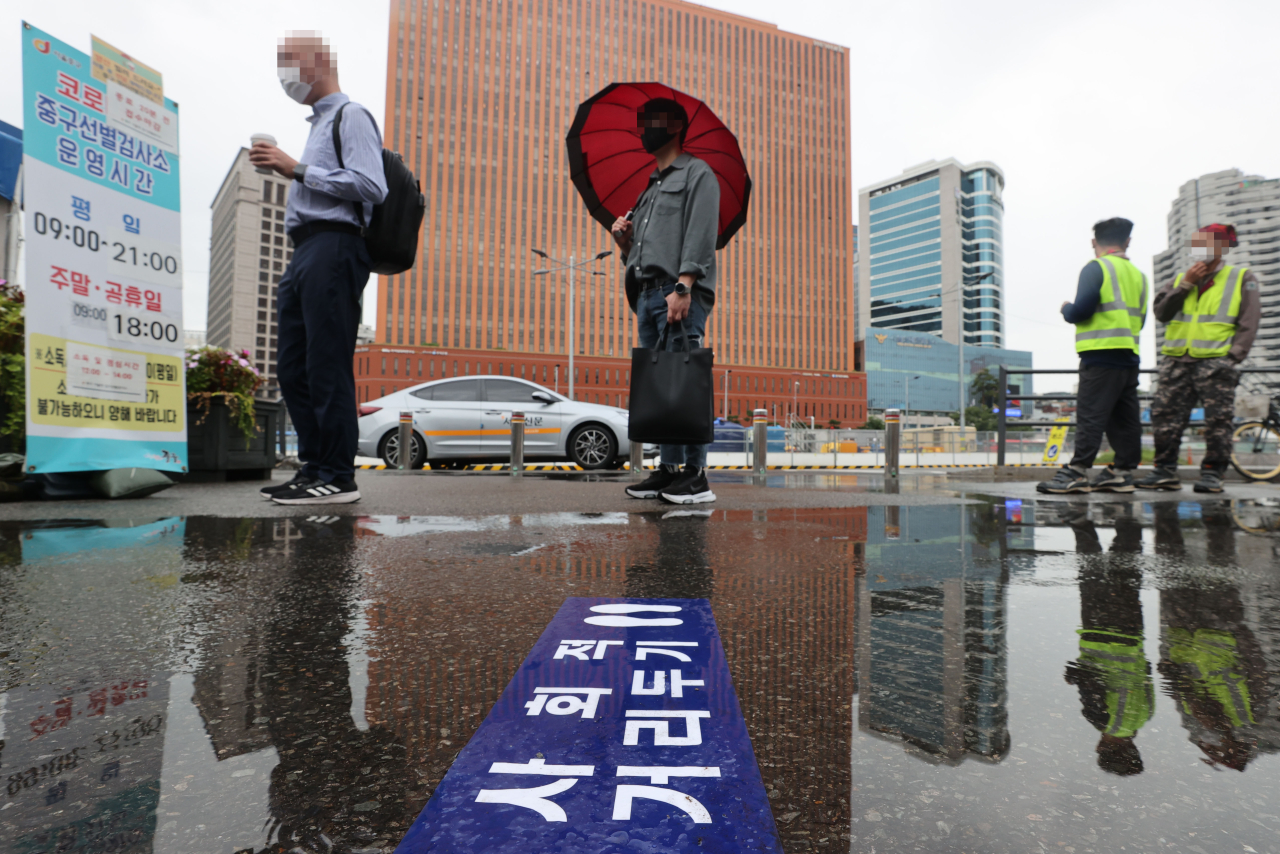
[{"x1": 250, "y1": 133, "x2": 277, "y2": 174}]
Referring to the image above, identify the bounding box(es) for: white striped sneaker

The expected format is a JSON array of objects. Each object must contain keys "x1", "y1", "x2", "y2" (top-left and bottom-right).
[{"x1": 271, "y1": 478, "x2": 361, "y2": 505}]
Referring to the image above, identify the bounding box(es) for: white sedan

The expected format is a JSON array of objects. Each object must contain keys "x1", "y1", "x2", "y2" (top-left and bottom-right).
[{"x1": 357, "y1": 375, "x2": 641, "y2": 470}]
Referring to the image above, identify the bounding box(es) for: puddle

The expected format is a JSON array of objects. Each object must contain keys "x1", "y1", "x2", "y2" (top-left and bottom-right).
[{"x1": 1, "y1": 499, "x2": 1278, "y2": 852}]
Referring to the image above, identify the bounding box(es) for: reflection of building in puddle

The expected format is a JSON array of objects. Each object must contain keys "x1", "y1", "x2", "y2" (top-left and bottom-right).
[
  {"x1": 182, "y1": 516, "x2": 414, "y2": 850},
  {"x1": 856, "y1": 505, "x2": 1009, "y2": 764},
  {"x1": 186, "y1": 518, "x2": 294, "y2": 762}
]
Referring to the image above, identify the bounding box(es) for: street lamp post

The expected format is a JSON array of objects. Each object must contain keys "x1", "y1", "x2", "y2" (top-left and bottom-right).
[
  {"x1": 905, "y1": 373, "x2": 921, "y2": 466},
  {"x1": 723, "y1": 369, "x2": 732, "y2": 420},
  {"x1": 532, "y1": 249, "x2": 612, "y2": 400}
]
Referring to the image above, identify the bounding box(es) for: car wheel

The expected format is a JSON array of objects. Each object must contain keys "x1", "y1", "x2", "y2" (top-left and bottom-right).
[
  {"x1": 379, "y1": 429, "x2": 426, "y2": 470},
  {"x1": 567, "y1": 424, "x2": 617, "y2": 470}
]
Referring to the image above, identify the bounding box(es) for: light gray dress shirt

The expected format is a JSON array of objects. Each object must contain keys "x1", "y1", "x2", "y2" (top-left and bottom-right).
[{"x1": 285, "y1": 92, "x2": 388, "y2": 233}]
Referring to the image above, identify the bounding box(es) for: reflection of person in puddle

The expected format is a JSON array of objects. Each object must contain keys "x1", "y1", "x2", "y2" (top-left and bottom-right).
[
  {"x1": 1155, "y1": 501, "x2": 1269, "y2": 772},
  {"x1": 261, "y1": 517, "x2": 415, "y2": 848},
  {"x1": 1062, "y1": 503, "x2": 1153, "y2": 776},
  {"x1": 624, "y1": 511, "x2": 714, "y2": 599}
]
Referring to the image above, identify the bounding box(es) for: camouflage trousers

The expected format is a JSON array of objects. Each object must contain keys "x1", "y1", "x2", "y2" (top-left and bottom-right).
[{"x1": 1152, "y1": 357, "x2": 1240, "y2": 471}]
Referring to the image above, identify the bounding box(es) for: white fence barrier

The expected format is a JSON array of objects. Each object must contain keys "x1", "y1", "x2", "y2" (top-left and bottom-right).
[{"x1": 706, "y1": 428, "x2": 1085, "y2": 468}]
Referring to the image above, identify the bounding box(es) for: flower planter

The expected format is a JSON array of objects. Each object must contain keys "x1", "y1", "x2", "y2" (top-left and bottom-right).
[{"x1": 178, "y1": 398, "x2": 282, "y2": 482}]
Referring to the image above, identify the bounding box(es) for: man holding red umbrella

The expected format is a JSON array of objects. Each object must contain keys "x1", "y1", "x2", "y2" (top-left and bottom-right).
[{"x1": 612, "y1": 98, "x2": 721, "y2": 504}]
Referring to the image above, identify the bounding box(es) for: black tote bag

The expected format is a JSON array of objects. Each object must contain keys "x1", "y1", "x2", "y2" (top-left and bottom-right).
[{"x1": 628, "y1": 320, "x2": 715, "y2": 445}]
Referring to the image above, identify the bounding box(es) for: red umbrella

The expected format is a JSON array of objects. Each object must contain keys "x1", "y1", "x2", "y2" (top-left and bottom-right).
[{"x1": 567, "y1": 82, "x2": 752, "y2": 250}]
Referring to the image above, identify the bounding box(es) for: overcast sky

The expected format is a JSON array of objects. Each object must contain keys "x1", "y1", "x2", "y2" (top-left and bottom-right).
[{"x1": 6, "y1": 0, "x2": 1279, "y2": 375}]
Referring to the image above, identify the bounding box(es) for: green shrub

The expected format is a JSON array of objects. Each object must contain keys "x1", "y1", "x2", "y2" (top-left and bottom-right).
[{"x1": 0, "y1": 282, "x2": 24, "y2": 453}]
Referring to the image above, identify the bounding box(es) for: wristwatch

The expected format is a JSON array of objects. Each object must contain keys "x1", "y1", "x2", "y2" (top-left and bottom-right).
[
  {"x1": 673, "y1": 282, "x2": 691, "y2": 296},
  {"x1": 293, "y1": 163, "x2": 308, "y2": 183}
]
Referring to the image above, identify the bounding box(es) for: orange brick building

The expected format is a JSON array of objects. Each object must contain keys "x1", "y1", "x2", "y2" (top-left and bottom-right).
[{"x1": 366, "y1": 0, "x2": 865, "y2": 425}]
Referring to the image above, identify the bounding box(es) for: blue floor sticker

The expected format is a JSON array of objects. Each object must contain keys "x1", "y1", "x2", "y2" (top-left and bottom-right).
[{"x1": 395, "y1": 597, "x2": 780, "y2": 853}]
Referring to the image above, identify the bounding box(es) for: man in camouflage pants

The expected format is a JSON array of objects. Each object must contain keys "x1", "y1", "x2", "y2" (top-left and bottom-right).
[{"x1": 1138, "y1": 224, "x2": 1260, "y2": 493}]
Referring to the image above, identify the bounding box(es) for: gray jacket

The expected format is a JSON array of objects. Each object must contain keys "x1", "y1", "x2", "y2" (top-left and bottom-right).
[{"x1": 622, "y1": 153, "x2": 719, "y2": 312}]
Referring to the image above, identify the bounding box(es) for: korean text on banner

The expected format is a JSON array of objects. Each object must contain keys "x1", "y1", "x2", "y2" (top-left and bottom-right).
[
  {"x1": 22, "y1": 22, "x2": 186, "y2": 473},
  {"x1": 395, "y1": 597, "x2": 781, "y2": 854}
]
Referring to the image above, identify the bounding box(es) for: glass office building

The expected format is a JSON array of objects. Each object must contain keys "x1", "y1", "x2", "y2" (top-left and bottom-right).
[
  {"x1": 960, "y1": 166, "x2": 1004, "y2": 347},
  {"x1": 863, "y1": 327, "x2": 1032, "y2": 414},
  {"x1": 857, "y1": 159, "x2": 1006, "y2": 349}
]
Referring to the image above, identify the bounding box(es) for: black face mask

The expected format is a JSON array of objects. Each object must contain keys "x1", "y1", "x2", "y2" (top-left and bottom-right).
[{"x1": 641, "y1": 125, "x2": 677, "y2": 154}]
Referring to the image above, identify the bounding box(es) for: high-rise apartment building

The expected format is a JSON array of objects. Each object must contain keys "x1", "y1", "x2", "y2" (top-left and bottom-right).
[
  {"x1": 857, "y1": 159, "x2": 1005, "y2": 348},
  {"x1": 365, "y1": 0, "x2": 865, "y2": 424},
  {"x1": 1153, "y1": 168, "x2": 1280, "y2": 385},
  {"x1": 207, "y1": 148, "x2": 294, "y2": 397}
]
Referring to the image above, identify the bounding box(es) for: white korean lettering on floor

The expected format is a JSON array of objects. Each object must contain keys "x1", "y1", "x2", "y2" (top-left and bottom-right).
[{"x1": 524, "y1": 687, "x2": 613, "y2": 719}]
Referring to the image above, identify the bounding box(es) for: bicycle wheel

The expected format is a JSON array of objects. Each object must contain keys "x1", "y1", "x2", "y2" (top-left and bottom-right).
[{"x1": 1230, "y1": 420, "x2": 1280, "y2": 481}]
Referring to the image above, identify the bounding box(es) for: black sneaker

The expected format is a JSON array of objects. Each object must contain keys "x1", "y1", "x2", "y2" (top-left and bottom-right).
[
  {"x1": 1036, "y1": 467, "x2": 1091, "y2": 494},
  {"x1": 1135, "y1": 466, "x2": 1182, "y2": 491},
  {"x1": 659, "y1": 467, "x2": 717, "y2": 504},
  {"x1": 1090, "y1": 466, "x2": 1135, "y2": 493},
  {"x1": 271, "y1": 478, "x2": 361, "y2": 505},
  {"x1": 259, "y1": 472, "x2": 311, "y2": 499},
  {"x1": 625, "y1": 464, "x2": 681, "y2": 499},
  {"x1": 1193, "y1": 469, "x2": 1225, "y2": 494}
]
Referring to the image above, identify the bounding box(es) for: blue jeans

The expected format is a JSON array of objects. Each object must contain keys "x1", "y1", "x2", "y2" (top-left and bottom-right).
[
  {"x1": 276, "y1": 231, "x2": 371, "y2": 483},
  {"x1": 636, "y1": 285, "x2": 710, "y2": 469}
]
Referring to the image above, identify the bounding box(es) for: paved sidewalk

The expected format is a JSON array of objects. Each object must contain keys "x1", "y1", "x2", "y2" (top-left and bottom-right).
[{"x1": 0, "y1": 469, "x2": 972, "y2": 521}]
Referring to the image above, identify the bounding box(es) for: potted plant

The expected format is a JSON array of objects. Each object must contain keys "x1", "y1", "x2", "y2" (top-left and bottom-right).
[{"x1": 183, "y1": 347, "x2": 282, "y2": 481}]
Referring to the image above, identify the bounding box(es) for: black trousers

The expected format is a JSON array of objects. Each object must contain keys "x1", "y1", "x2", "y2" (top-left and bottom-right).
[
  {"x1": 276, "y1": 231, "x2": 371, "y2": 483},
  {"x1": 1069, "y1": 365, "x2": 1142, "y2": 471}
]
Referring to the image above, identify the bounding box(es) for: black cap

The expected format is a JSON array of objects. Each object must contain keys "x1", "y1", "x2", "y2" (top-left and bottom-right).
[{"x1": 1093, "y1": 217, "x2": 1134, "y2": 246}]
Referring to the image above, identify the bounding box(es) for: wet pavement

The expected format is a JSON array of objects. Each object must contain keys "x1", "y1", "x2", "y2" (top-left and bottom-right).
[{"x1": 2, "y1": 480, "x2": 1280, "y2": 853}]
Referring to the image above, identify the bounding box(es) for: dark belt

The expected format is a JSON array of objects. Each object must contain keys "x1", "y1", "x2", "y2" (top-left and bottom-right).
[
  {"x1": 288, "y1": 220, "x2": 364, "y2": 247},
  {"x1": 638, "y1": 278, "x2": 670, "y2": 292}
]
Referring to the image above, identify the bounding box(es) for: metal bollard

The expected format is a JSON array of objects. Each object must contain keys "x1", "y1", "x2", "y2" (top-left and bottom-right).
[
  {"x1": 884, "y1": 503, "x2": 901, "y2": 539},
  {"x1": 752, "y1": 409, "x2": 769, "y2": 474},
  {"x1": 883, "y1": 408, "x2": 901, "y2": 480},
  {"x1": 398, "y1": 411, "x2": 413, "y2": 471},
  {"x1": 629, "y1": 440, "x2": 644, "y2": 478},
  {"x1": 510, "y1": 411, "x2": 525, "y2": 475}
]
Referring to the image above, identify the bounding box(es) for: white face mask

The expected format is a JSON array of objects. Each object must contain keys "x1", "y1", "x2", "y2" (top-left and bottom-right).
[
  {"x1": 278, "y1": 66, "x2": 312, "y2": 104},
  {"x1": 1190, "y1": 245, "x2": 1212, "y2": 259}
]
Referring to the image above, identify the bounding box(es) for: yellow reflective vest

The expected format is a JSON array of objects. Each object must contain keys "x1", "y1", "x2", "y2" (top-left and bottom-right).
[
  {"x1": 1161, "y1": 265, "x2": 1247, "y2": 358},
  {"x1": 1077, "y1": 628, "x2": 1155, "y2": 739},
  {"x1": 1167, "y1": 627, "x2": 1255, "y2": 728},
  {"x1": 1075, "y1": 255, "x2": 1147, "y2": 355}
]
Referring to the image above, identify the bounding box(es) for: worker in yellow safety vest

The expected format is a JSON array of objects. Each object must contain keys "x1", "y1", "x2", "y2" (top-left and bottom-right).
[
  {"x1": 1138, "y1": 223, "x2": 1261, "y2": 494},
  {"x1": 1039, "y1": 218, "x2": 1147, "y2": 495}
]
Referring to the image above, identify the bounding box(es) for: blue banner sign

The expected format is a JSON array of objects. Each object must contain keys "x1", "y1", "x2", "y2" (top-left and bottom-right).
[{"x1": 396, "y1": 597, "x2": 780, "y2": 853}]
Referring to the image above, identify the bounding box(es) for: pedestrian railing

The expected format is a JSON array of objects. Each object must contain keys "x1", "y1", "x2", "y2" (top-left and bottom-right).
[
  {"x1": 995, "y1": 366, "x2": 1278, "y2": 466},
  {"x1": 706, "y1": 428, "x2": 1019, "y2": 468}
]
